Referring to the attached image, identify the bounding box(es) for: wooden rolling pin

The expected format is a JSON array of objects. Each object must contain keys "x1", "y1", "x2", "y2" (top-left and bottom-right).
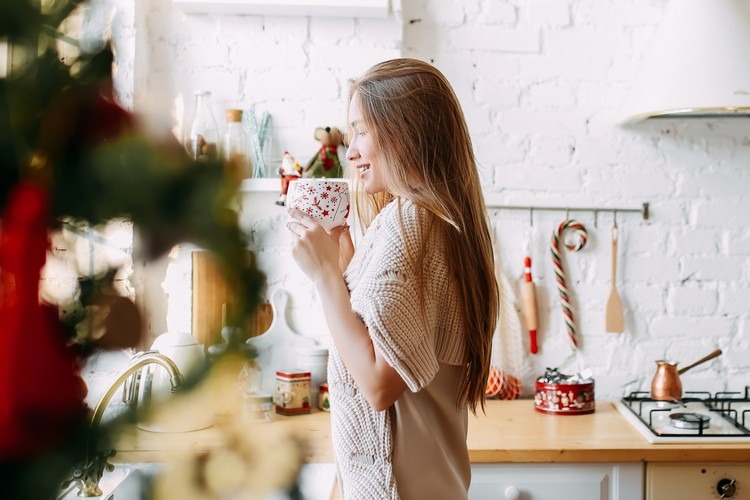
[{"x1": 520, "y1": 256, "x2": 539, "y2": 354}]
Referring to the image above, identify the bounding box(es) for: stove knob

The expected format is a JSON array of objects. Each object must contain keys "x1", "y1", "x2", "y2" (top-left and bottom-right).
[
  {"x1": 504, "y1": 485, "x2": 521, "y2": 499},
  {"x1": 717, "y1": 478, "x2": 736, "y2": 498}
]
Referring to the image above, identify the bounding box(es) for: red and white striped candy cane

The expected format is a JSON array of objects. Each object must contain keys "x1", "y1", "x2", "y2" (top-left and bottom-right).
[{"x1": 550, "y1": 220, "x2": 588, "y2": 350}]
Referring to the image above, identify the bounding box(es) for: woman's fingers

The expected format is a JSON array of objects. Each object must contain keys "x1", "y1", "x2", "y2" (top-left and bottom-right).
[
  {"x1": 286, "y1": 219, "x2": 303, "y2": 238},
  {"x1": 286, "y1": 208, "x2": 317, "y2": 239},
  {"x1": 288, "y1": 208, "x2": 317, "y2": 228}
]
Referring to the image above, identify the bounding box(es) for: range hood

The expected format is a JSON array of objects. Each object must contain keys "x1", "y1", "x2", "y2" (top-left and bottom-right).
[{"x1": 620, "y1": 0, "x2": 750, "y2": 123}]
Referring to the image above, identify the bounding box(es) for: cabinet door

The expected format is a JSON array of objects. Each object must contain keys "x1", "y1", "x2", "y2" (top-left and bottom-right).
[
  {"x1": 470, "y1": 463, "x2": 643, "y2": 500},
  {"x1": 646, "y1": 463, "x2": 750, "y2": 500}
]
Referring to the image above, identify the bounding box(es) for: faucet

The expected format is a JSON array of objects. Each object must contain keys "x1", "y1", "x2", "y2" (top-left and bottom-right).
[{"x1": 63, "y1": 351, "x2": 183, "y2": 497}]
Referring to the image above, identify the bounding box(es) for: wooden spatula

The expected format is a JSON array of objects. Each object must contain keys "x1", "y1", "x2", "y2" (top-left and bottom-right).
[{"x1": 605, "y1": 223, "x2": 624, "y2": 333}]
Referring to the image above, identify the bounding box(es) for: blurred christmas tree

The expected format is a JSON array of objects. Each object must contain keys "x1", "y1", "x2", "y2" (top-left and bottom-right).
[{"x1": 0, "y1": 0, "x2": 266, "y2": 497}]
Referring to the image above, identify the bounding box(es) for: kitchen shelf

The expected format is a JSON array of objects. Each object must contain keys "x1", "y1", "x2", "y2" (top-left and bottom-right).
[
  {"x1": 240, "y1": 178, "x2": 279, "y2": 192},
  {"x1": 173, "y1": 0, "x2": 389, "y2": 17},
  {"x1": 238, "y1": 181, "x2": 651, "y2": 222}
]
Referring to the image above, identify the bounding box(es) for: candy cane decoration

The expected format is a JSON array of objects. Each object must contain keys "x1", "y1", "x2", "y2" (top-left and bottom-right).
[{"x1": 551, "y1": 220, "x2": 588, "y2": 350}]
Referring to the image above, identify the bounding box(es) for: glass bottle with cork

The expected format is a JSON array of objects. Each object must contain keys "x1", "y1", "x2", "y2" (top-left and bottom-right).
[
  {"x1": 186, "y1": 90, "x2": 219, "y2": 161},
  {"x1": 222, "y1": 108, "x2": 252, "y2": 181}
]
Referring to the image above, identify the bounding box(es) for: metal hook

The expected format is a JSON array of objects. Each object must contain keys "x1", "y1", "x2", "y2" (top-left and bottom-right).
[
  {"x1": 529, "y1": 207, "x2": 534, "y2": 227},
  {"x1": 594, "y1": 210, "x2": 598, "y2": 229},
  {"x1": 565, "y1": 207, "x2": 571, "y2": 220},
  {"x1": 613, "y1": 209, "x2": 618, "y2": 228}
]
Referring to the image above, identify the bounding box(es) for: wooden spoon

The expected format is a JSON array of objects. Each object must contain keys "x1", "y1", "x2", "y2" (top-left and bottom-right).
[{"x1": 605, "y1": 223, "x2": 624, "y2": 333}]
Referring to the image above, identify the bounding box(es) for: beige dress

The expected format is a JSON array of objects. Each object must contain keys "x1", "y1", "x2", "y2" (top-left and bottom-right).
[{"x1": 329, "y1": 198, "x2": 470, "y2": 500}]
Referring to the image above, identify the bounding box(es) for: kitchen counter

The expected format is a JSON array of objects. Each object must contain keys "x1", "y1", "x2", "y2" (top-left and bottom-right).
[
  {"x1": 467, "y1": 400, "x2": 749, "y2": 463},
  {"x1": 113, "y1": 400, "x2": 750, "y2": 464}
]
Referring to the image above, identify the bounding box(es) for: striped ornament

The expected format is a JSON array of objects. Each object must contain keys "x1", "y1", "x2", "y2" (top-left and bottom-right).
[{"x1": 550, "y1": 220, "x2": 588, "y2": 350}]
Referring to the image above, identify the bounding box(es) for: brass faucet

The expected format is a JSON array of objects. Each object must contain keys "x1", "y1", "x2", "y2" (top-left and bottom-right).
[{"x1": 63, "y1": 351, "x2": 183, "y2": 497}]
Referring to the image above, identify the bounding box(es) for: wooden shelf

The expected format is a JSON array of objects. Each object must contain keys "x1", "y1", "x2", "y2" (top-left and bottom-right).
[{"x1": 173, "y1": 0, "x2": 389, "y2": 17}]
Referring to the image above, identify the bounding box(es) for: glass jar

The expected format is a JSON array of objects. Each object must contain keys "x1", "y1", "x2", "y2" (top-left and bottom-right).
[
  {"x1": 222, "y1": 109, "x2": 252, "y2": 181},
  {"x1": 186, "y1": 90, "x2": 219, "y2": 161},
  {"x1": 319, "y1": 383, "x2": 330, "y2": 412}
]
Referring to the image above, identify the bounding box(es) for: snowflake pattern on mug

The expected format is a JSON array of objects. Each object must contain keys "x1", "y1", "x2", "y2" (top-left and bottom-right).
[{"x1": 288, "y1": 180, "x2": 350, "y2": 231}]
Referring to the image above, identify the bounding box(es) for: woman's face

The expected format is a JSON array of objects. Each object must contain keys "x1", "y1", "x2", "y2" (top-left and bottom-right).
[{"x1": 346, "y1": 93, "x2": 385, "y2": 194}]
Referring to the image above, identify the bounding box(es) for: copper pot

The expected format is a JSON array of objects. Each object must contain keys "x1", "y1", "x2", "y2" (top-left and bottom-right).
[{"x1": 650, "y1": 349, "x2": 722, "y2": 401}]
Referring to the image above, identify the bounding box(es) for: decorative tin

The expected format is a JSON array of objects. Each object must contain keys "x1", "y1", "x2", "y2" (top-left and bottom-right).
[
  {"x1": 534, "y1": 368, "x2": 595, "y2": 415},
  {"x1": 275, "y1": 369, "x2": 311, "y2": 416},
  {"x1": 243, "y1": 392, "x2": 274, "y2": 423},
  {"x1": 319, "y1": 383, "x2": 330, "y2": 412}
]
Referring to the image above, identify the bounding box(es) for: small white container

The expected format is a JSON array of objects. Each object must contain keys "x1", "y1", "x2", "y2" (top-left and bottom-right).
[{"x1": 295, "y1": 345, "x2": 329, "y2": 409}]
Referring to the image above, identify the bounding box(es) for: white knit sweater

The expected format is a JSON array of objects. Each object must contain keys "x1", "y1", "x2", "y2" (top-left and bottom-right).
[{"x1": 330, "y1": 198, "x2": 466, "y2": 499}]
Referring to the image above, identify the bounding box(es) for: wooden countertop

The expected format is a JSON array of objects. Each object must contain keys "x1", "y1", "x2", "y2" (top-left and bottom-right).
[
  {"x1": 114, "y1": 400, "x2": 750, "y2": 464},
  {"x1": 467, "y1": 400, "x2": 749, "y2": 463}
]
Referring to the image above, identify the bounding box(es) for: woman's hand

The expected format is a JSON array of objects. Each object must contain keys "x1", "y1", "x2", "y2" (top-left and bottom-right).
[{"x1": 286, "y1": 209, "x2": 342, "y2": 285}]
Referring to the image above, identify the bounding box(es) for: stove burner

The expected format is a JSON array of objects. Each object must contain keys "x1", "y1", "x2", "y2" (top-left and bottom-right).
[
  {"x1": 655, "y1": 400, "x2": 679, "y2": 410},
  {"x1": 670, "y1": 412, "x2": 711, "y2": 430}
]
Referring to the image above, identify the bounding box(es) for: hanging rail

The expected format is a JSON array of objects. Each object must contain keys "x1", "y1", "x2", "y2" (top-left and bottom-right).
[{"x1": 486, "y1": 202, "x2": 649, "y2": 221}]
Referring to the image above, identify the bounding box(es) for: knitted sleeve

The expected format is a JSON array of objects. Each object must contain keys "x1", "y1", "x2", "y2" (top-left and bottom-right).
[{"x1": 348, "y1": 202, "x2": 441, "y2": 393}]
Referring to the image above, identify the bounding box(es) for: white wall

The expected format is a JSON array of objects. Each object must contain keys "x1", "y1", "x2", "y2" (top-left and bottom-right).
[{"x1": 118, "y1": 0, "x2": 750, "y2": 400}]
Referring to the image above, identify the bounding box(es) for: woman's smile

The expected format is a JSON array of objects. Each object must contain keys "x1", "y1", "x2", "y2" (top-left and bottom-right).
[{"x1": 356, "y1": 163, "x2": 371, "y2": 176}]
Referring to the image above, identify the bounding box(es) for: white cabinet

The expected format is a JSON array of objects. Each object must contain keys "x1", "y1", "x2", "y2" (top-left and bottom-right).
[{"x1": 470, "y1": 463, "x2": 644, "y2": 500}]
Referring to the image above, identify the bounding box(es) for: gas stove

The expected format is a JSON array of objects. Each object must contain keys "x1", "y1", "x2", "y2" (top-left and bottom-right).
[{"x1": 615, "y1": 388, "x2": 750, "y2": 444}]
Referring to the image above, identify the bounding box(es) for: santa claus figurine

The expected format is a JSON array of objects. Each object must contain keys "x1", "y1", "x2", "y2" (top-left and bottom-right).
[{"x1": 276, "y1": 151, "x2": 302, "y2": 206}]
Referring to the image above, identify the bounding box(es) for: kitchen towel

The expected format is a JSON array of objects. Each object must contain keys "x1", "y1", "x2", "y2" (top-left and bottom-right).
[{"x1": 489, "y1": 222, "x2": 528, "y2": 399}]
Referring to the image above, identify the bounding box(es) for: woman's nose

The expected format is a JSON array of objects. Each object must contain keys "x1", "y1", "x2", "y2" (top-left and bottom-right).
[{"x1": 346, "y1": 143, "x2": 359, "y2": 162}]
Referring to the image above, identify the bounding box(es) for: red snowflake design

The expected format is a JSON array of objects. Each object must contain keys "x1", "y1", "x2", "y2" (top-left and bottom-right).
[{"x1": 312, "y1": 197, "x2": 323, "y2": 212}]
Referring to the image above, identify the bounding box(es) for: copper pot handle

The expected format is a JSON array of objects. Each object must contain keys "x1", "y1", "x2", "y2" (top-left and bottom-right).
[{"x1": 677, "y1": 349, "x2": 722, "y2": 375}]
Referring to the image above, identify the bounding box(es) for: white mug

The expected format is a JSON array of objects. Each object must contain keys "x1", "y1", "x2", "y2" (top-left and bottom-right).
[{"x1": 287, "y1": 178, "x2": 350, "y2": 232}]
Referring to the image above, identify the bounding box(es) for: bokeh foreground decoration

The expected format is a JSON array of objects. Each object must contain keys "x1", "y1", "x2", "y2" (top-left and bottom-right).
[{"x1": 0, "y1": 1, "x2": 284, "y2": 498}]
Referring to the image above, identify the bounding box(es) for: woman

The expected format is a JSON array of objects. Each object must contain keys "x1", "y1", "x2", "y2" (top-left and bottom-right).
[{"x1": 286, "y1": 58, "x2": 498, "y2": 500}]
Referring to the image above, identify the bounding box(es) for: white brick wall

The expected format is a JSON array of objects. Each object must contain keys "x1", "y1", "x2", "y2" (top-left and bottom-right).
[{"x1": 76, "y1": 0, "x2": 750, "y2": 402}]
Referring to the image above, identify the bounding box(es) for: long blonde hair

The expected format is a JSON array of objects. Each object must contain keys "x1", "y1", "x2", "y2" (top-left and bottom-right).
[{"x1": 348, "y1": 58, "x2": 499, "y2": 414}]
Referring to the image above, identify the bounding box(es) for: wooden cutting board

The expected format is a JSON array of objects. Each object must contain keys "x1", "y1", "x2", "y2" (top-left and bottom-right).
[{"x1": 191, "y1": 251, "x2": 272, "y2": 350}]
